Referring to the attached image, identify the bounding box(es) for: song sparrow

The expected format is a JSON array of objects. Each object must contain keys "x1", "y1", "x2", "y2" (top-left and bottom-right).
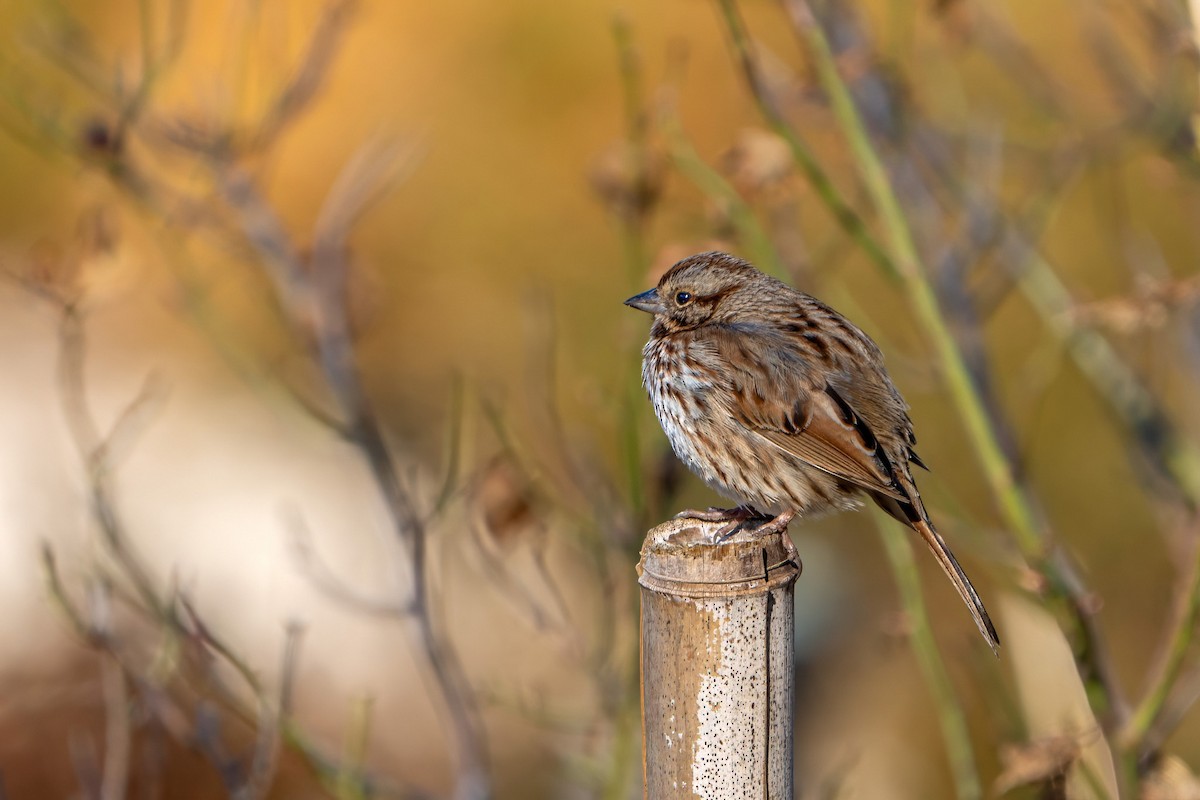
[{"x1": 626, "y1": 251, "x2": 999, "y2": 652}]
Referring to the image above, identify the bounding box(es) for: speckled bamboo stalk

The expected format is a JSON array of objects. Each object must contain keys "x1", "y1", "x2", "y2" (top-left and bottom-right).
[{"x1": 638, "y1": 517, "x2": 801, "y2": 799}]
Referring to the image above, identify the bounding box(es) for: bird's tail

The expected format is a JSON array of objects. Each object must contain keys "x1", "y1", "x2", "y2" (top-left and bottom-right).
[{"x1": 911, "y1": 517, "x2": 1000, "y2": 654}]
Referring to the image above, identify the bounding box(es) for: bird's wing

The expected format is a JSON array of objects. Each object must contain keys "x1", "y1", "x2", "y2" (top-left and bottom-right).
[
  {"x1": 752, "y1": 384, "x2": 908, "y2": 502},
  {"x1": 710, "y1": 325, "x2": 908, "y2": 502}
]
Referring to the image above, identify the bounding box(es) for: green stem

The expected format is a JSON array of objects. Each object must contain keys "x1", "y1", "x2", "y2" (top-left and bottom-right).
[
  {"x1": 775, "y1": 0, "x2": 1146, "y2": 743},
  {"x1": 1122, "y1": 530, "x2": 1200, "y2": 750},
  {"x1": 785, "y1": 0, "x2": 1044, "y2": 553},
  {"x1": 714, "y1": 0, "x2": 899, "y2": 280},
  {"x1": 660, "y1": 112, "x2": 786, "y2": 279},
  {"x1": 1015, "y1": 250, "x2": 1200, "y2": 750},
  {"x1": 333, "y1": 696, "x2": 373, "y2": 800},
  {"x1": 1015, "y1": 252, "x2": 1200, "y2": 503},
  {"x1": 611, "y1": 17, "x2": 651, "y2": 520},
  {"x1": 876, "y1": 510, "x2": 982, "y2": 800}
]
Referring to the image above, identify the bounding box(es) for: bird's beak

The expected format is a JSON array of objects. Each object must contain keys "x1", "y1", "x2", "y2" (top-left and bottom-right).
[{"x1": 624, "y1": 287, "x2": 665, "y2": 315}]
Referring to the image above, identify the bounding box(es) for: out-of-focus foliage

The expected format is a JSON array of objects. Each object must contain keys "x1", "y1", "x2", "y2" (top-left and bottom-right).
[{"x1": 2, "y1": 0, "x2": 1200, "y2": 798}]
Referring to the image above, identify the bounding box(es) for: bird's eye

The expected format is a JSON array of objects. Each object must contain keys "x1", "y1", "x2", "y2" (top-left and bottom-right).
[{"x1": 675, "y1": 291, "x2": 693, "y2": 305}]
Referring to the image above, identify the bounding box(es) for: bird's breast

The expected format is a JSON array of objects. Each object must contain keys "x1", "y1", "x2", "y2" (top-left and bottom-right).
[
  {"x1": 642, "y1": 336, "x2": 723, "y2": 465},
  {"x1": 642, "y1": 337, "x2": 719, "y2": 395}
]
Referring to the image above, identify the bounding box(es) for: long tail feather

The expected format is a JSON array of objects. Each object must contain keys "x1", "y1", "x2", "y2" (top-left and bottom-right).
[{"x1": 911, "y1": 517, "x2": 1000, "y2": 654}]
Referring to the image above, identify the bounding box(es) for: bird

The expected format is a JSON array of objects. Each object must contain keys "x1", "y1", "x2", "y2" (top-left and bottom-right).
[{"x1": 625, "y1": 251, "x2": 999, "y2": 652}]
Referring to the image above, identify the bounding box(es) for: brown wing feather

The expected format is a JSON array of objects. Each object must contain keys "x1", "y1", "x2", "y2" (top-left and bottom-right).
[
  {"x1": 704, "y1": 323, "x2": 908, "y2": 500},
  {"x1": 748, "y1": 386, "x2": 907, "y2": 502}
]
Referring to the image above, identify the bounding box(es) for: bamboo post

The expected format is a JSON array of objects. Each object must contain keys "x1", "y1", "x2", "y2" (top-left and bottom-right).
[{"x1": 638, "y1": 517, "x2": 801, "y2": 799}]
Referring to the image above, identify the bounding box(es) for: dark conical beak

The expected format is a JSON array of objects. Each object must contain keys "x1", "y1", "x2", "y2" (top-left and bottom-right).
[{"x1": 624, "y1": 287, "x2": 665, "y2": 315}]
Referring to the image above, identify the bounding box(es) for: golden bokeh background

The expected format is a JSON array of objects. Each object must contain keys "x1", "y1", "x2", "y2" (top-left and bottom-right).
[{"x1": 2, "y1": 0, "x2": 1200, "y2": 798}]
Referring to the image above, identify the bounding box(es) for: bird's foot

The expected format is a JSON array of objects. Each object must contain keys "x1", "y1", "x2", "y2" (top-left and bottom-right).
[
  {"x1": 741, "y1": 509, "x2": 797, "y2": 539},
  {"x1": 673, "y1": 505, "x2": 779, "y2": 542},
  {"x1": 713, "y1": 509, "x2": 796, "y2": 543},
  {"x1": 674, "y1": 504, "x2": 764, "y2": 523}
]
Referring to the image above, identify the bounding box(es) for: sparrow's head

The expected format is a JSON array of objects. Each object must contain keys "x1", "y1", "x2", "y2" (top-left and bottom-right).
[{"x1": 624, "y1": 251, "x2": 768, "y2": 331}]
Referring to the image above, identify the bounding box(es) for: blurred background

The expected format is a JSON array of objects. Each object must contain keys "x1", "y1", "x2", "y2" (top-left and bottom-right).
[{"x1": 2, "y1": 0, "x2": 1200, "y2": 797}]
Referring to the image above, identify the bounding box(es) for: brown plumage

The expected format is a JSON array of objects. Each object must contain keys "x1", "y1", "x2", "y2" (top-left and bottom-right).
[{"x1": 625, "y1": 251, "x2": 999, "y2": 652}]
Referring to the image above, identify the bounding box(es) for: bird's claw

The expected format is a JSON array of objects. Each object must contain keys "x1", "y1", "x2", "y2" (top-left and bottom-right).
[
  {"x1": 675, "y1": 507, "x2": 736, "y2": 522},
  {"x1": 715, "y1": 509, "x2": 797, "y2": 543},
  {"x1": 672, "y1": 505, "x2": 793, "y2": 542},
  {"x1": 674, "y1": 505, "x2": 764, "y2": 523}
]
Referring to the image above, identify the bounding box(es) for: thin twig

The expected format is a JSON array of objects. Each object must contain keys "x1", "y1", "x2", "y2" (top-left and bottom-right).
[
  {"x1": 99, "y1": 651, "x2": 131, "y2": 800},
  {"x1": 15, "y1": 6, "x2": 443, "y2": 791},
  {"x1": 247, "y1": 0, "x2": 359, "y2": 153},
  {"x1": 56, "y1": 304, "x2": 165, "y2": 616},
  {"x1": 286, "y1": 514, "x2": 410, "y2": 617},
  {"x1": 233, "y1": 623, "x2": 303, "y2": 800},
  {"x1": 432, "y1": 375, "x2": 466, "y2": 515},
  {"x1": 41, "y1": 544, "x2": 92, "y2": 641},
  {"x1": 218, "y1": 142, "x2": 490, "y2": 798}
]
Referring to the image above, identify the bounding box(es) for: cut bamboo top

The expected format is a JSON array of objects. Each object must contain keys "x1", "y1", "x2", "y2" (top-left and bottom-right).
[{"x1": 637, "y1": 517, "x2": 801, "y2": 598}]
